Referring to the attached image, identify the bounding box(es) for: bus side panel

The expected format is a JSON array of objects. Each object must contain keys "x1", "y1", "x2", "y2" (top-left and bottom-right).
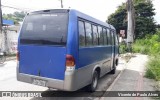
[
  {"x1": 66, "y1": 11, "x2": 79, "y2": 67},
  {"x1": 72, "y1": 46, "x2": 112, "y2": 89},
  {"x1": 78, "y1": 46, "x2": 112, "y2": 69},
  {"x1": 114, "y1": 44, "x2": 119, "y2": 63},
  {"x1": 114, "y1": 32, "x2": 119, "y2": 65}
]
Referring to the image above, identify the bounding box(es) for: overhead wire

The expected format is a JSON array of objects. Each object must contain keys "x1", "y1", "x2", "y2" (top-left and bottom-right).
[{"x1": 1, "y1": 5, "x2": 32, "y2": 12}]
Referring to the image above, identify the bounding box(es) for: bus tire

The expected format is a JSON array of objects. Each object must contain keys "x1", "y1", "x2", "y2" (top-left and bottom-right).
[
  {"x1": 110, "y1": 63, "x2": 116, "y2": 74},
  {"x1": 87, "y1": 71, "x2": 99, "y2": 92}
]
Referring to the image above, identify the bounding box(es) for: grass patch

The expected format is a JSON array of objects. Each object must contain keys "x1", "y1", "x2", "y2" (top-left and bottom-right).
[
  {"x1": 145, "y1": 57, "x2": 160, "y2": 81},
  {"x1": 119, "y1": 42, "x2": 128, "y2": 54},
  {"x1": 133, "y1": 31, "x2": 160, "y2": 81}
]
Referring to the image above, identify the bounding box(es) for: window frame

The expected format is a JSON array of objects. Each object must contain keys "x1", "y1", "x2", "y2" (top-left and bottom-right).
[
  {"x1": 20, "y1": 13, "x2": 69, "y2": 46},
  {"x1": 78, "y1": 17, "x2": 114, "y2": 48},
  {"x1": 103, "y1": 28, "x2": 108, "y2": 45},
  {"x1": 78, "y1": 20, "x2": 86, "y2": 47},
  {"x1": 84, "y1": 21, "x2": 93, "y2": 47},
  {"x1": 110, "y1": 30, "x2": 115, "y2": 46},
  {"x1": 98, "y1": 26, "x2": 104, "y2": 45},
  {"x1": 92, "y1": 24, "x2": 99, "y2": 46},
  {"x1": 106, "y1": 28, "x2": 111, "y2": 45},
  {"x1": 114, "y1": 30, "x2": 119, "y2": 46}
]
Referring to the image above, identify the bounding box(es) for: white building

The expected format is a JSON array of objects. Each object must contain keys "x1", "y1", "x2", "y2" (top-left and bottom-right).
[{"x1": 0, "y1": 25, "x2": 20, "y2": 54}]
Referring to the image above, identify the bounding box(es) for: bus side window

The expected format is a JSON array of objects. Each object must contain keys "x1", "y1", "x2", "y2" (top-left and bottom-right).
[
  {"x1": 85, "y1": 22, "x2": 92, "y2": 46},
  {"x1": 78, "y1": 21, "x2": 85, "y2": 47},
  {"x1": 114, "y1": 31, "x2": 118, "y2": 46},
  {"x1": 107, "y1": 29, "x2": 111, "y2": 45},
  {"x1": 98, "y1": 26, "x2": 103, "y2": 45},
  {"x1": 111, "y1": 31, "x2": 115, "y2": 45},
  {"x1": 92, "y1": 25, "x2": 98, "y2": 46},
  {"x1": 103, "y1": 28, "x2": 107, "y2": 45}
]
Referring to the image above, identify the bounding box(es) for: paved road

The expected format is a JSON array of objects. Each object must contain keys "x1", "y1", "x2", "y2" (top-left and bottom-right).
[{"x1": 0, "y1": 59, "x2": 125, "y2": 100}]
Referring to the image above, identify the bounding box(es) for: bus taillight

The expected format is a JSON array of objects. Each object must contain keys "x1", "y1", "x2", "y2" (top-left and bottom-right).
[
  {"x1": 16, "y1": 52, "x2": 19, "y2": 61},
  {"x1": 66, "y1": 54, "x2": 75, "y2": 70}
]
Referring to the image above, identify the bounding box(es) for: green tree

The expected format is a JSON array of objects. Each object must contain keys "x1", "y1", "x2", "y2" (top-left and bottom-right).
[
  {"x1": 107, "y1": 3, "x2": 127, "y2": 36},
  {"x1": 2, "y1": 11, "x2": 26, "y2": 25},
  {"x1": 107, "y1": 0, "x2": 156, "y2": 39}
]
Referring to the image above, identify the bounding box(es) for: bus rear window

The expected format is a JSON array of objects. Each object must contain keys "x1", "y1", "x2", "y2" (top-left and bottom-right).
[{"x1": 20, "y1": 13, "x2": 68, "y2": 46}]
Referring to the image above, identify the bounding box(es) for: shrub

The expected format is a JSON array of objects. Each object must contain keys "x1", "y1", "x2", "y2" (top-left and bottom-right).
[
  {"x1": 119, "y1": 42, "x2": 127, "y2": 54},
  {"x1": 133, "y1": 31, "x2": 160, "y2": 81},
  {"x1": 145, "y1": 57, "x2": 160, "y2": 81}
]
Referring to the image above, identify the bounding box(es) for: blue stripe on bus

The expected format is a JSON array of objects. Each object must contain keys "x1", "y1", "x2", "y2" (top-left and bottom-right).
[{"x1": 78, "y1": 46, "x2": 112, "y2": 69}]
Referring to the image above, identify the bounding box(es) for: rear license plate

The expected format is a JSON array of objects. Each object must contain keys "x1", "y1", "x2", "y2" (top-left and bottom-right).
[{"x1": 32, "y1": 79, "x2": 46, "y2": 87}]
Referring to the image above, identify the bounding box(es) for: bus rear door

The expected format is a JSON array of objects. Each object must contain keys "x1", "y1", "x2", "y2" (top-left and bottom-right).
[{"x1": 18, "y1": 12, "x2": 68, "y2": 80}]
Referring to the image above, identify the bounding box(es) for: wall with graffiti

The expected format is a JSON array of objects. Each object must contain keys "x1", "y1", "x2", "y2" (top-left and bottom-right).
[
  {"x1": 0, "y1": 26, "x2": 20, "y2": 54},
  {"x1": 7, "y1": 30, "x2": 19, "y2": 54}
]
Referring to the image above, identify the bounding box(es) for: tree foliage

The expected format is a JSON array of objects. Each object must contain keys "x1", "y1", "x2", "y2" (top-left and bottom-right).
[
  {"x1": 107, "y1": 0, "x2": 156, "y2": 39},
  {"x1": 2, "y1": 11, "x2": 26, "y2": 25}
]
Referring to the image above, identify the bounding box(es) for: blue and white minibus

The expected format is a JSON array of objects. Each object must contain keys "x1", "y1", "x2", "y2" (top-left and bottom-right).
[{"x1": 17, "y1": 9, "x2": 119, "y2": 92}]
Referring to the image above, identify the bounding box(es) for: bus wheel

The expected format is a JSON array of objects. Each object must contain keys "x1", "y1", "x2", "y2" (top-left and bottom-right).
[
  {"x1": 87, "y1": 71, "x2": 99, "y2": 92},
  {"x1": 110, "y1": 63, "x2": 116, "y2": 74}
]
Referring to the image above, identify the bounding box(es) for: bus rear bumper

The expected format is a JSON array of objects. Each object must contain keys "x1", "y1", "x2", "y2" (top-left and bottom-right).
[
  {"x1": 17, "y1": 72, "x2": 65, "y2": 90},
  {"x1": 17, "y1": 66, "x2": 77, "y2": 91}
]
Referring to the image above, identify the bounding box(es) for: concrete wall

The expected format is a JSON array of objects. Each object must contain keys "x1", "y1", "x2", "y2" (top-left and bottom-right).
[{"x1": 0, "y1": 26, "x2": 20, "y2": 54}]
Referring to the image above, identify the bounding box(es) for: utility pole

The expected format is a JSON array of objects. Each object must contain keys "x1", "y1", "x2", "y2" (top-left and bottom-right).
[
  {"x1": 0, "y1": 0, "x2": 9, "y2": 53},
  {"x1": 0, "y1": 0, "x2": 3, "y2": 52},
  {"x1": 0, "y1": 0, "x2": 2, "y2": 33},
  {"x1": 60, "y1": 0, "x2": 63, "y2": 8},
  {"x1": 127, "y1": 0, "x2": 135, "y2": 52}
]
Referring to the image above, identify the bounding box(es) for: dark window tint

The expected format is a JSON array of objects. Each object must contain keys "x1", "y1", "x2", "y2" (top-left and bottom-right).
[
  {"x1": 20, "y1": 13, "x2": 68, "y2": 45},
  {"x1": 78, "y1": 21, "x2": 85, "y2": 47},
  {"x1": 85, "y1": 22, "x2": 92, "y2": 46},
  {"x1": 92, "y1": 25, "x2": 98, "y2": 45},
  {"x1": 111, "y1": 31, "x2": 115, "y2": 45},
  {"x1": 114, "y1": 31, "x2": 118, "y2": 45},
  {"x1": 98, "y1": 26, "x2": 103, "y2": 45},
  {"x1": 107, "y1": 29, "x2": 111, "y2": 45},
  {"x1": 103, "y1": 28, "x2": 107, "y2": 45}
]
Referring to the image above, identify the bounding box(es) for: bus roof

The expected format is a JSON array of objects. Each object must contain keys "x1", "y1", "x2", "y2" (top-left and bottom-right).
[
  {"x1": 70, "y1": 9, "x2": 115, "y2": 30},
  {"x1": 29, "y1": 9, "x2": 116, "y2": 30}
]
